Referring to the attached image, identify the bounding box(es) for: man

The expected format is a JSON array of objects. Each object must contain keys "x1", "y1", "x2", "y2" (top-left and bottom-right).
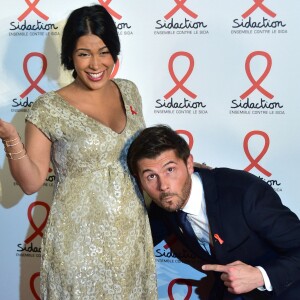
[{"x1": 127, "y1": 124, "x2": 300, "y2": 300}]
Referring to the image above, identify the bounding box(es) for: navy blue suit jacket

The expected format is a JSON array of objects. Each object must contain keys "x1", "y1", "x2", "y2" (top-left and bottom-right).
[{"x1": 149, "y1": 167, "x2": 300, "y2": 299}]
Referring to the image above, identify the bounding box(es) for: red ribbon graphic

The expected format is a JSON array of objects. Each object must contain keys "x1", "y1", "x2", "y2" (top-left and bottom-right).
[
  {"x1": 242, "y1": 0, "x2": 276, "y2": 19},
  {"x1": 164, "y1": 51, "x2": 197, "y2": 100},
  {"x1": 24, "y1": 201, "x2": 50, "y2": 244},
  {"x1": 20, "y1": 52, "x2": 47, "y2": 98},
  {"x1": 165, "y1": 0, "x2": 198, "y2": 20},
  {"x1": 176, "y1": 129, "x2": 194, "y2": 150},
  {"x1": 168, "y1": 278, "x2": 193, "y2": 300},
  {"x1": 110, "y1": 59, "x2": 119, "y2": 79},
  {"x1": 243, "y1": 130, "x2": 272, "y2": 177},
  {"x1": 240, "y1": 51, "x2": 273, "y2": 100},
  {"x1": 30, "y1": 272, "x2": 41, "y2": 300},
  {"x1": 98, "y1": 0, "x2": 122, "y2": 20},
  {"x1": 18, "y1": 0, "x2": 49, "y2": 22}
]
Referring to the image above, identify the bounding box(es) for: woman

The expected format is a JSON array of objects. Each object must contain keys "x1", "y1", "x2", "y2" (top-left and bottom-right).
[{"x1": 0, "y1": 5, "x2": 157, "y2": 299}]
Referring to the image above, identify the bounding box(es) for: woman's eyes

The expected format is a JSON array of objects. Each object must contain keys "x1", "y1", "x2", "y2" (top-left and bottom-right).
[
  {"x1": 77, "y1": 51, "x2": 110, "y2": 57},
  {"x1": 78, "y1": 52, "x2": 89, "y2": 57},
  {"x1": 100, "y1": 51, "x2": 110, "y2": 56}
]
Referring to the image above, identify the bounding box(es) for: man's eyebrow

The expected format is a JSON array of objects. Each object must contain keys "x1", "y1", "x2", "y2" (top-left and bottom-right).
[
  {"x1": 142, "y1": 169, "x2": 153, "y2": 175},
  {"x1": 141, "y1": 161, "x2": 177, "y2": 175},
  {"x1": 163, "y1": 160, "x2": 177, "y2": 168}
]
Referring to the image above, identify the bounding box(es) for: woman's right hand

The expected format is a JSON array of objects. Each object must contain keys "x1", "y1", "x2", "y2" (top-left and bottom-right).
[{"x1": 0, "y1": 119, "x2": 19, "y2": 141}]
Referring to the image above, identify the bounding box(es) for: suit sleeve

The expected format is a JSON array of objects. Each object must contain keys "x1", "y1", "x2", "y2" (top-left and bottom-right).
[{"x1": 243, "y1": 180, "x2": 300, "y2": 296}]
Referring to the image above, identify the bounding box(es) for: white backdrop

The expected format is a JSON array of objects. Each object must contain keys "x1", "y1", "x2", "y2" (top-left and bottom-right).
[{"x1": 1, "y1": 0, "x2": 300, "y2": 299}]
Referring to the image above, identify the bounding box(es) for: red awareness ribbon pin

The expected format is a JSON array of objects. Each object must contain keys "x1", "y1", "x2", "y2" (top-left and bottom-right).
[
  {"x1": 130, "y1": 106, "x2": 137, "y2": 115},
  {"x1": 214, "y1": 233, "x2": 224, "y2": 245}
]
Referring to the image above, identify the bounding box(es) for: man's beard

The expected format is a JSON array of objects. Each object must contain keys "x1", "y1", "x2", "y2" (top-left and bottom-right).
[{"x1": 159, "y1": 175, "x2": 192, "y2": 212}]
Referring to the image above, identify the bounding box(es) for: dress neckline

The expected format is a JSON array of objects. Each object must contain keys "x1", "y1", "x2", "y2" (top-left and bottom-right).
[{"x1": 53, "y1": 79, "x2": 128, "y2": 135}]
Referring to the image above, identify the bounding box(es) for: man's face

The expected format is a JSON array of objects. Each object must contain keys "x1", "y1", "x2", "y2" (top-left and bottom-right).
[{"x1": 137, "y1": 150, "x2": 194, "y2": 212}]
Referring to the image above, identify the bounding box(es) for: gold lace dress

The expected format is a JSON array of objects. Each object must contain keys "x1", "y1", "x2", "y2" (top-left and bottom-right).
[{"x1": 26, "y1": 79, "x2": 157, "y2": 300}]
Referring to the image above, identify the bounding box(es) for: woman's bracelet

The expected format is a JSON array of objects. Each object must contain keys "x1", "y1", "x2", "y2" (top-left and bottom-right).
[
  {"x1": 2, "y1": 134, "x2": 28, "y2": 160},
  {"x1": 2, "y1": 135, "x2": 21, "y2": 147},
  {"x1": 7, "y1": 152, "x2": 27, "y2": 160},
  {"x1": 5, "y1": 143, "x2": 27, "y2": 160}
]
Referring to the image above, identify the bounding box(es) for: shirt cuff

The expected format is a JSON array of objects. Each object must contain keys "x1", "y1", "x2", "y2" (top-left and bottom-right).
[{"x1": 256, "y1": 266, "x2": 273, "y2": 291}]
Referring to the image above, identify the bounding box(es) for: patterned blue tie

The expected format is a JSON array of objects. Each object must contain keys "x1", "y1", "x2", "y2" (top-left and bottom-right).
[
  {"x1": 176, "y1": 210, "x2": 214, "y2": 261},
  {"x1": 176, "y1": 210, "x2": 194, "y2": 236}
]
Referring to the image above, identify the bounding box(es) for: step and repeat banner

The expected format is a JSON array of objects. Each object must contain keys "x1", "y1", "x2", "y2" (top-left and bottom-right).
[{"x1": 0, "y1": 0, "x2": 300, "y2": 299}]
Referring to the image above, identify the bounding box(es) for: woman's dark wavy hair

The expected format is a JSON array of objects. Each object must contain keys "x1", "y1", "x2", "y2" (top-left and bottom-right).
[
  {"x1": 127, "y1": 125, "x2": 191, "y2": 176},
  {"x1": 61, "y1": 4, "x2": 120, "y2": 78}
]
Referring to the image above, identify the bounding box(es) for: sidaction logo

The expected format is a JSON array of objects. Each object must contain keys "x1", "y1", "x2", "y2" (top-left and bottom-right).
[
  {"x1": 43, "y1": 167, "x2": 56, "y2": 187},
  {"x1": 16, "y1": 201, "x2": 50, "y2": 258},
  {"x1": 11, "y1": 52, "x2": 47, "y2": 112},
  {"x1": 9, "y1": 0, "x2": 58, "y2": 36},
  {"x1": 155, "y1": 235, "x2": 199, "y2": 263},
  {"x1": 154, "y1": 51, "x2": 208, "y2": 115},
  {"x1": 231, "y1": 0, "x2": 287, "y2": 35},
  {"x1": 229, "y1": 51, "x2": 284, "y2": 116},
  {"x1": 98, "y1": 0, "x2": 133, "y2": 35},
  {"x1": 244, "y1": 130, "x2": 272, "y2": 177},
  {"x1": 243, "y1": 130, "x2": 282, "y2": 190},
  {"x1": 154, "y1": 0, "x2": 208, "y2": 35}
]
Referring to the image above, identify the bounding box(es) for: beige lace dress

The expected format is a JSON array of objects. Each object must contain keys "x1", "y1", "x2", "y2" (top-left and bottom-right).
[{"x1": 26, "y1": 79, "x2": 157, "y2": 300}]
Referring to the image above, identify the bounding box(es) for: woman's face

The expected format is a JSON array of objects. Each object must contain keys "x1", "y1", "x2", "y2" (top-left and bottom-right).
[{"x1": 72, "y1": 34, "x2": 115, "y2": 90}]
